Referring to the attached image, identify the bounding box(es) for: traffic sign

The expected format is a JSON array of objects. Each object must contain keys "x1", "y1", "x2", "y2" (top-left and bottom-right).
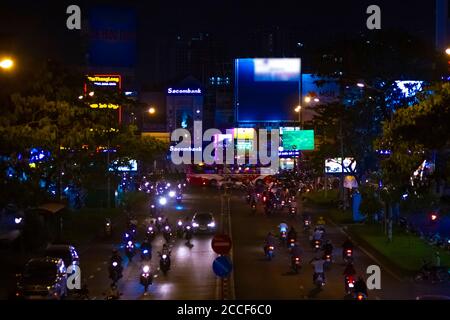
[
  {"x1": 211, "y1": 234, "x2": 232, "y2": 255},
  {"x1": 212, "y1": 256, "x2": 233, "y2": 278}
]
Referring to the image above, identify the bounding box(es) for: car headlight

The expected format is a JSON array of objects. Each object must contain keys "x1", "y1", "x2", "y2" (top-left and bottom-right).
[
  {"x1": 208, "y1": 222, "x2": 216, "y2": 227},
  {"x1": 192, "y1": 223, "x2": 199, "y2": 227}
]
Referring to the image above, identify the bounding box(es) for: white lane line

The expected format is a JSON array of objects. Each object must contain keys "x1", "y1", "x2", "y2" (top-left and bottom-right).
[
  {"x1": 96, "y1": 267, "x2": 101, "y2": 271},
  {"x1": 89, "y1": 275, "x2": 94, "y2": 279}
]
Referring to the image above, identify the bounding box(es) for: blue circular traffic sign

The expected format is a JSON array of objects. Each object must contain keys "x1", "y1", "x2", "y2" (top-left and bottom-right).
[{"x1": 212, "y1": 256, "x2": 232, "y2": 278}]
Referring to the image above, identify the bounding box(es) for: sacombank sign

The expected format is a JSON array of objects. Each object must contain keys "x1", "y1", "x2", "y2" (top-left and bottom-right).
[{"x1": 167, "y1": 87, "x2": 202, "y2": 95}]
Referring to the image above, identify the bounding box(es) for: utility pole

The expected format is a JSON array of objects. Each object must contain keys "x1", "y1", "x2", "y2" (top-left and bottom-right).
[{"x1": 339, "y1": 117, "x2": 345, "y2": 207}]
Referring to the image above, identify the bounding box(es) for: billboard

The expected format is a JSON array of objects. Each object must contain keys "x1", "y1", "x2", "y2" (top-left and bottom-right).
[
  {"x1": 88, "y1": 7, "x2": 136, "y2": 67},
  {"x1": 325, "y1": 158, "x2": 357, "y2": 173},
  {"x1": 235, "y1": 58, "x2": 301, "y2": 122},
  {"x1": 281, "y1": 130, "x2": 314, "y2": 151}
]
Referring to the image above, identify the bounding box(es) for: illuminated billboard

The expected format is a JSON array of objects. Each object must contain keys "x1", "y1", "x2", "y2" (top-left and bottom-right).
[
  {"x1": 325, "y1": 158, "x2": 357, "y2": 173},
  {"x1": 235, "y1": 58, "x2": 301, "y2": 122},
  {"x1": 87, "y1": 75, "x2": 121, "y2": 88},
  {"x1": 281, "y1": 130, "x2": 314, "y2": 151}
]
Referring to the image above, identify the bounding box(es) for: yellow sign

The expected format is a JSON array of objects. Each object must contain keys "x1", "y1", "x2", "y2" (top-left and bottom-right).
[
  {"x1": 87, "y1": 75, "x2": 120, "y2": 83},
  {"x1": 234, "y1": 128, "x2": 255, "y2": 140},
  {"x1": 90, "y1": 103, "x2": 120, "y2": 110}
]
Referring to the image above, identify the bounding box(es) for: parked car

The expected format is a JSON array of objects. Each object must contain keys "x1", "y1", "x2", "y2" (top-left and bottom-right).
[
  {"x1": 44, "y1": 244, "x2": 80, "y2": 268},
  {"x1": 16, "y1": 257, "x2": 67, "y2": 299}
]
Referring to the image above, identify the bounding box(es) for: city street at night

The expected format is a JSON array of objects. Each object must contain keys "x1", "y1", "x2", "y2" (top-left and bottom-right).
[{"x1": 1, "y1": 0, "x2": 450, "y2": 312}]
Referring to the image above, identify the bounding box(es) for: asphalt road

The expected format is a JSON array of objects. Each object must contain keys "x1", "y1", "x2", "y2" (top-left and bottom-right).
[
  {"x1": 78, "y1": 187, "x2": 221, "y2": 300},
  {"x1": 230, "y1": 190, "x2": 450, "y2": 300}
]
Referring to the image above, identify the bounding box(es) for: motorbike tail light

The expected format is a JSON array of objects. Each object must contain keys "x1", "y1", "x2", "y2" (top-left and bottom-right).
[
  {"x1": 349, "y1": 283, "x2": 354, "y2": 288},
  {"x1": 269, "y1": 246, "x2": 274, "y2": 250},
  {"x1": 357, "y1": 294, "x2": 363, "y2": 300},
  {"x1": 295, "y1": 257, "x2": 300, "y2": 261},
  {"x1": 347, "y1": 250, "x2": 352, "y2": 254}
]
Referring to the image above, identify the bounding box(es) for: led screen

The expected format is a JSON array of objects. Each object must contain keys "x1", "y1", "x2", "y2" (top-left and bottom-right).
[
  {"x1": 325, "y1": 158, "x2": 356, "y2": 173},
  {"x1": 281, "y1": 130, "x2": 314, "y2": 151},
  {"x1": 236, "y1": 58, "x2": 301, "y2": 122}
]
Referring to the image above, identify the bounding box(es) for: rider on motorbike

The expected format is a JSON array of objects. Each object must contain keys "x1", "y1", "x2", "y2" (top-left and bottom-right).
[
  {"x1": 310, "y1": 256, "x2": 326, "y2": 284},
  {"x1": 323, "y1": 239, "x2": 333, "y2": 255},
  {"x1": 353, "y1": 276, "x2": 368, "y2": 298},
  {"x1": 342, "y1": 238, "x2": 354, "y2": 259}
]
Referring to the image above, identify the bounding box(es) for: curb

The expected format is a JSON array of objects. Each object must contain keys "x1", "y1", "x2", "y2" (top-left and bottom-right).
[{"x1": 326, "y1": 218, "x2": 406, "y2": 282}]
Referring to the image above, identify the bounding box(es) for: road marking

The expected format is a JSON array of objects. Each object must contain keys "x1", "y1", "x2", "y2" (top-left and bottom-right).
[
  {"x1": 96, "y1": 267, "x2": 101, "y2": 271},
  {"x1": 89, "y1": 275, "x2": 94, "y2": 279},
  {"x1": 103, "y1": 261, "x2": 107, "y2": 265}
]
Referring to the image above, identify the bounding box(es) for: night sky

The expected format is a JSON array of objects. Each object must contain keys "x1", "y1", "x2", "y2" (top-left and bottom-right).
[{"x1": 0, "y1": 0, "x2": 436, "y2": 85}]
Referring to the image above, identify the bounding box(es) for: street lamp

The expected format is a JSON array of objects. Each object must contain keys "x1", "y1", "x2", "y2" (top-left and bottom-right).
[
  {"x1": 148, "y1": 107, "x2": 156, "y2": 115},
  {"x1": 0, "y1": 57, "x2": 14, "y2": 71},
  {"x1": 445, "y1": 48, "x2": 450, "y2": 55},
  {"x1": 304, "y1": 96, "x2": 311, "y2": 103}
]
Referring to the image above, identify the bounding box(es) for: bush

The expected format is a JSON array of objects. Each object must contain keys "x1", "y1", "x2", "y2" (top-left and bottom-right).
[{"x1": 359, "y1": 185, "x2": 383, "y2": 219}]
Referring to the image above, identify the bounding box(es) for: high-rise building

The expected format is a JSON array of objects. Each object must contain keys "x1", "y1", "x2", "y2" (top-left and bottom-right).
[{"x1": 436, "y1": 0, "x2": 450, "y2": 51}]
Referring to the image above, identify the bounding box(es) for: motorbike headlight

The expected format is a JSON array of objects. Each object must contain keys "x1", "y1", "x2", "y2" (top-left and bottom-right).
[
  {"x1": 162, "y1": 254, "x2": 167, "y2": 259},
  {"x1": 178, "y1": 221, "x2": 182, "y2": 226},
  {"x1": 112, "y1": 262, "x2": 118, "y2": 267},
  {"x1": 208, "y1": 222, "x2": 215, "y2": 228},
  {"x1": 15, "y1": 217, "x2": 23, "y2": 224},
  {"x1": 169, "y1": 191, "x2": 176, "y2": 198},
  {"x1": 159, "y1": 197, "x2": 167, "y2": 205},
  {"x1": 143, "y1": 250, "x2": 148, "y2": 254},
  {"x1": 192, "y1": 223, "x2": 199, "y2": 227},
  {"x1": 143, "y1": 265, "x2": 150, "y2": 273}
]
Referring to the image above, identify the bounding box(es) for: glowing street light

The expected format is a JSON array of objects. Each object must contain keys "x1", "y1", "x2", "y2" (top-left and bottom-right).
[
  {"x1": 294, "y1": 105, "x2": 302, "y2": 113},
  {"x1": 148, "y1": 107, "x2": 156, "y2": 114},
  {"x1": 0, "y1": 57, "x2": 14, "y2": 70},
  {"x1": 304, "y1": 96, "x2": 311, "y2": 103},
  {"x1": 446, "y1": 48, "x2": 450, "y2": 55}
]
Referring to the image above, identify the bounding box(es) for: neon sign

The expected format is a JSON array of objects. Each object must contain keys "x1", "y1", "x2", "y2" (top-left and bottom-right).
[
  {"x1": 87, "y1": 75, "x2": 121, "y2": 87},
  {"x1": 167, "y1": 88, "x2": 202, "y2": 95},
  {"x1": 90, "y1": 103, "x2": 120, "y2": 110}
]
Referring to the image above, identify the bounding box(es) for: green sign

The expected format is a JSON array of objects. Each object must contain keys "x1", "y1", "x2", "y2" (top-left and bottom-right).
[{"x1": 281, "y1": 130, "x2": 314, "y2": 151}]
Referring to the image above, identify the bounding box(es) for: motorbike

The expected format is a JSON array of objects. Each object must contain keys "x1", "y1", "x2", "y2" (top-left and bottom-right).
[
  {"x1": 353, "y1": 292, "x2": 368, "y2": 300},
  {"x1": 303, "y1": 219, "x2": 311, "y2": 232},
  {"x1": 123, "y1": 231, "x2": 134, "y2": 243},
  {"x1": 185, "y1": 225, "x2": 193, "y2": 247},
  {"x1": 291, "y1": 256, "x2": 301, "y2": 273},
  {"x1": 140, "y1": 265, "x2": 152, "y2": 292},
  {"x1": 345, "y1": 276, "x2": 355, "y2": 294},
  {"x1": 313, "y1": 239, "x2": 322, "y2": 252},
  {"x1": 105, "y1": 218, "x2": 112, "y2": 237},
  {"x1": 289, "y1": 206, "x2": 296, "y2": 217},
  {"x1": 159, "y1": 253, "x2": 171, "y2": 275},
  {"x1": 141, "y1": 246, "x2": 152, "y2": 261},
  {"x1": 146, "y1": 226, "x2": 156, "y2": 242},
  {"x1": 323, "y1": 253, "x2": 333, "y2": 269},
  {"x1": 343, "y1": 248, "x2": 354, "y2": 263},
  {"x1": 109, "y1": 260, "x2": 123, "y2": 285},
  {"x1": 288, "y1": 236, "x2": 296, "y2": 249},
  {"x1": 246, "y1": 194, "x2": 251, "y2": 203},
  {"x1": 150, "y1": 204, "x2": 156, "y2": 216},
  {"x1": 264, "y1": 244, "x2": 275, "y2": 261},
  {"x1": 176, "y1": 194, "x2": 182, "y2": 204},
  {"x1": 176, "y1": 220, "x2": 184, "y2": 238},
  {"x1": 314, "y1": 273, "x2": 325, "y2": 289},
  {"x1": 280, "y1": 231, "x2": 287, "y2": 245},
  {"x1": 125, "y1": 241, "x2": 135, "y2": 262},
  {"x1": 414, "y1": 260, "x2": 450, "y2": 283},
  {"x1": 156, "y1": 217, "x2": 163, "y2": 232},
  {"x1": 163, "y1": 225, "x2": 172, "y2": 243}
]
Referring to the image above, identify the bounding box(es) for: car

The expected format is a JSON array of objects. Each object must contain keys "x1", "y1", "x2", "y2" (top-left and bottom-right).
[
  {"x1": 192, "y1": 212, "x2": 216, "y2": 234},
  {"x1": 44, "y1": 244, "x2": 79, "y2": 268},
  {"x1": 16, "y1": 257, "x2": 68, "y2": 300}
]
